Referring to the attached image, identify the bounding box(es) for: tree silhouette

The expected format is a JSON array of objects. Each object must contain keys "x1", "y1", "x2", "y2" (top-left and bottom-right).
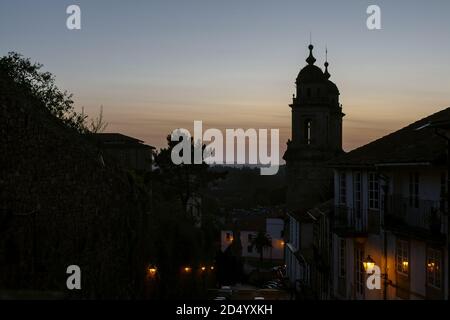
[
  {"x1": 251, "y1": 231, "x2": 272, "y2": 267},
  {"x1": 153, "y1": 133, "x2": 226, "y2": 219},
  {"x1": 86, "y1": 105, "x2": 108, "y2": 133},
  {"x1": 0, "y1": 52, "x2": 86, "y2": 132}
]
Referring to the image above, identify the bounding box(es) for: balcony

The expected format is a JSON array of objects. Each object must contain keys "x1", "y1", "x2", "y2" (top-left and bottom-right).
[
  {"x1": 332, "y1": 205, "x2": 368, "y2": 237},
  {"x1": 385, "y1": 195, "x2": 445, "y2": 242}
]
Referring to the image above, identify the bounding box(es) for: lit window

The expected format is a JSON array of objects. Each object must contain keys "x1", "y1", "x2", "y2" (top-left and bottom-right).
[
  {"x1": 368, "y1": 173, "x2": 379, "y2": 209},
  {"x1": 427, "y1": 248, "x2": 442, "y2": 289},
  {"x1": 396, "y1": 240, "x2": 409, "y2": 275}
]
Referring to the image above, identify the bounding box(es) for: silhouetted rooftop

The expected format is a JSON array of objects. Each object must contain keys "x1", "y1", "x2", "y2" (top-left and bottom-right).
[
  {"x1": 296, "y1": 64, "x2": 326, "y2": 83},
  {"x1": 92, "y1": 133, "x2": 155, "y2": 149},
  {"x1": 329, "y1": 107, "x2": 450, "y2": 167}
]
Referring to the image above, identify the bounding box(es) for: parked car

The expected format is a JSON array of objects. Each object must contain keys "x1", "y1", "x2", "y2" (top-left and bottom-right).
[{"x1": 214, "y1": 296, "x2": 227, "y2": 301}]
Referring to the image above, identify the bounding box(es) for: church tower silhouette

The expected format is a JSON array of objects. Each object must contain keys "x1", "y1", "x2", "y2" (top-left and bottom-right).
[{"x1": 284, "y1": 44, "x2": 345, "y2": 211}]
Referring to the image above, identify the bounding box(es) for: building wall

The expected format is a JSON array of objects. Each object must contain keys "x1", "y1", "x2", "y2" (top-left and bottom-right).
[
  {"x1": 331, "y1": 166, "x2": 448, "y2": 300},
  {"x1": 221, "y1": 230, "x2": 234, "y2": 252},
  {"x1": 286, "y1": 215, "x2": 300, "y2": 287},
  {"x1": 286, "y1": 247, "x2": 301, "y2": 288},
  {"x1": 220, "y1": 218, "x2": 285, "y2": 261},
  {"x1": 103, "y1": 147, "x2": 152, "y2": 172}
]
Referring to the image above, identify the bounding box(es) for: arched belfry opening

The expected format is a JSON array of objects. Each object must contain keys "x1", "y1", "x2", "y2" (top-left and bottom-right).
[{"x1": 305, "y1": 119, "x2": 312, "y2": 145}]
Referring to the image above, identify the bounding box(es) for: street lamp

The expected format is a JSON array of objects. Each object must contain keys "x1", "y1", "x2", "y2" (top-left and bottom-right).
[
  {"x1": 184, "y1": 266, "x2": 192, "y2": 273},
  {"x1": 148, "y1": 266, "x2": 157, "y2": 277},
  {"x1": 363, "y1": 255, "x2": 376, "y2": 272}
]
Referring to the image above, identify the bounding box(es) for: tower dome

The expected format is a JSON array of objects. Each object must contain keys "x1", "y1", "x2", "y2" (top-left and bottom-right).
[{"x1": 294, "y1": 44, "x2": 331, "y2": 104}]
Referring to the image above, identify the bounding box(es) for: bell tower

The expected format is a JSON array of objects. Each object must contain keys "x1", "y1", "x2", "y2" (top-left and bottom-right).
[{"x1": 284, "y1": 44, "x2": 344, "y2": 211}]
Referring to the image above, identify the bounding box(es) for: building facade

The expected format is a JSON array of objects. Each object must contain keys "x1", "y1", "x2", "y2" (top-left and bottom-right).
[
  {"x1": 221, "y1": 217, "x2": 285, "y2": 262},
  {"x1": 286, "y1": 201, "x2": 332, "y2": 299},
  {"x1": 330, "y1": 108, "x2": 449, "y2": 300},
  {"x1": 92, "y1": 133, "x2": 154, "y2": 172}
]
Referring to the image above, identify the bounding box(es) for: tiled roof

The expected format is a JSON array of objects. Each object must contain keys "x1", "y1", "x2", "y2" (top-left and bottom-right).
[{"x1": 329, "y1": 107, "x2": 450, "y2": 167}]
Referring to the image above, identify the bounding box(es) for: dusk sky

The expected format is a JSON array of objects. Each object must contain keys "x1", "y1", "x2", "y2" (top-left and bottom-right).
[{"x1": 1, "y1": 0, "x2": 450, "y2": 157}]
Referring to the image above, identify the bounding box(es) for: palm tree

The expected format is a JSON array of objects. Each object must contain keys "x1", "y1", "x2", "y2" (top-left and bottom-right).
[{"x1": 251, "y1": 231, "x2": 272, "y2": 267}]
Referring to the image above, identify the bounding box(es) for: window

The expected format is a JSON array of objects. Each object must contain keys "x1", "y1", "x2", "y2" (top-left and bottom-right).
[
  {"x1": 396, "y1": 240, "x2": 409, "y2": 275},
  {"x1": 355, "y1": 246, "x2": 365, "y2": 296},
  {"x1": 305, "y1": 119, "x2": 312, "y2": 145},
  {"x1": 409, "y1": 172, "x2": 419, "y2": 208},
  {"x1": 339, "y1": 172, "x2": 346, "y2": 205},
  {"x1": 427, "y1": 248, "x2": 442, "y2": 289},
  {"x1": 226, "y1": 232, "x2": 232, "y2": 241},
  {"x1": 440, "y1": 172, "x2": 447, "y2": 212},
  {"x1": 354, "y1": 172, "x2": 362, "y2": 217},
  {"x1": 338, "y1": 238, "x2": 346, "y2": 278},
  {"x1": 368, "y1": 173, "x2": 379, "y2": 209}
]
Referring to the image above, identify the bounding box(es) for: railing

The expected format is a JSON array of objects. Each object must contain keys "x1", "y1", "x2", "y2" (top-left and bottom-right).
[
  {"x1": 386, "y1": 195, "x2": 443, "y2": 234},
  {"x1": 333, "y1": 205, "x2": 367, "y2": 233}
]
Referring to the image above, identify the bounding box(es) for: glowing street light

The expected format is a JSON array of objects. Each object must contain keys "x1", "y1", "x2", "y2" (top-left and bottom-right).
[
  {"x1": 201, "y1": 266, "x2": 206, "y2": 272},
  {"x1": 184, "y1": 266, "x2": 192, "y2": 273},
  {"x1": 148, "y1": 266, "x2": 157, "y2": 277},
  {"x1": 363, "y1": 255, "x2": 375, "y2": 272}
]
